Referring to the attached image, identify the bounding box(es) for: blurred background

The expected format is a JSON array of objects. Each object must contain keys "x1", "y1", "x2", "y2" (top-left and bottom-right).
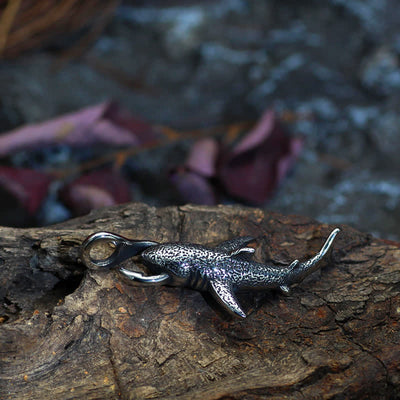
[{"x1": 0, "y1": 0, "x2": 399, "y2": 240}]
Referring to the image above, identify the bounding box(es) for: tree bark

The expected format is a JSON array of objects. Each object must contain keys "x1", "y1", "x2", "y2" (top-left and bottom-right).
[{"x1": 1, "y1": 203, "x2": 399, "y2": 399}]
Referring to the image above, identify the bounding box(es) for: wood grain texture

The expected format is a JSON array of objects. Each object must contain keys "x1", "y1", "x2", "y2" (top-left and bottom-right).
[{"x1": 1, "y1": 203, "x2": 399, "y2": 399}]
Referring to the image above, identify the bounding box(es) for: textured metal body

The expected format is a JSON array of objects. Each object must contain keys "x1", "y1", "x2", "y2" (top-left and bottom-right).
[
  {"x1": 137, "y1": 229, "x2": 339, "y2": 317},
  {"x1": 81, "y1": 229, "x2": 340, "y2": 317},
  {"x1": 141, "y1": 242, "x2": 290, "y2": 289}
]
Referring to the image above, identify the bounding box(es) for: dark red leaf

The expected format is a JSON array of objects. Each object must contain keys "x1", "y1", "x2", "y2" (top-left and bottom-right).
[
  {"x1": 60, "y1": 169, "x2": 131, "y2": 216},
  {"x1": 219, "y1": 110, "x2": 303, "y2": 205},
  {"x1": 103, "y1": 102, "x2": 159, "y2": 146},
  {"x1": 0, "y1": 166, "x2": 52, "y2": 214},
  {"x1": 230, "y1": 110, "x2": 276, "y2": 156}
]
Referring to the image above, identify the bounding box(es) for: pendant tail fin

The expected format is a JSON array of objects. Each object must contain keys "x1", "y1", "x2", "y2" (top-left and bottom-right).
[{"x1": 287, "y1": 228, "x2": 340, "y2": 285}]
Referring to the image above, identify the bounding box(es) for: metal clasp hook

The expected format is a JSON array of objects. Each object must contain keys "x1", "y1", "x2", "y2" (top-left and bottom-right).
[{"x1": 80, "y1": 231, "x2": 170, "y2": 284}]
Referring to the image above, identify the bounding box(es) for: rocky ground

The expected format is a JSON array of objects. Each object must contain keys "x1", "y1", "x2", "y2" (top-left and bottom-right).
[{"x1": 0, "y1": 0, "x2": 399, "y2": 239}]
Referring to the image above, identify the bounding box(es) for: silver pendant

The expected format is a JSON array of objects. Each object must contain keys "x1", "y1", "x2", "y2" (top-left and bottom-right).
[{"x1": 81, "y1": 228, "x2": 340, "y2": 317}]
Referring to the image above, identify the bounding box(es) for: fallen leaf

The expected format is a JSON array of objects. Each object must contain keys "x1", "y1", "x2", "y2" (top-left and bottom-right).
[
  {"x1": 170, "y1": 168, "x2": 216, "y2": 205},
  {"x1": 0, "y1": 101, "x2": 158, "y2": 156},
  {"x1": 103, "y1": 102, "x2": 159, "y2": 146},
  {"x1": 170, "y1": 138, "x2": 219, "y2": 204},
  {"x1": 186, "y1": 138, "x2": 219, "y2": 177},
  {"x1": 60, "y1": 169, "x2": 131, "y2": 216},
  {"x1": 0, "y1": 166, "x2": 52, "y2": 214},
  {"x1": 219, "y1": 110, "x2": 303, "y2": 204}
]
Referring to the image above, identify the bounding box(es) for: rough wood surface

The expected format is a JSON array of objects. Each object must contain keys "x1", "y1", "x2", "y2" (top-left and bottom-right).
[{"x1": 1, "y1": 203, "x2": 400, "y2": 399}]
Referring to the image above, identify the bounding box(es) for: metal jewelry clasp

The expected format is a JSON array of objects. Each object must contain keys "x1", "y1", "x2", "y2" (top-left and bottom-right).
[{"x1": 80, "y1": 232, "x2": 169, "y2": 284}]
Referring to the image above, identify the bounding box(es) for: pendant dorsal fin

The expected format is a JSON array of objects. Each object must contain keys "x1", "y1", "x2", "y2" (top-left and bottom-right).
[
  {"x1": 215, "y1": 236, "x2": 256, "y2": 257},
  {"x1": 209, "y1": 280, "x2": 247, "y2": 318}
]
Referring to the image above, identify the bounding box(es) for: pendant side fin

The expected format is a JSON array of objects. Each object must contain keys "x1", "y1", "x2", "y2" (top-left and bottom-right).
[{"x1": 209, "y1": 280, "x2": 247, "y2": 318}]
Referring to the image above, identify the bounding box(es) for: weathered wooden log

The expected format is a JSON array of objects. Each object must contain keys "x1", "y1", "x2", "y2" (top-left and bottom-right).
[{"x1": 1, "y1": 203, "x2": 399, "y2": 399}]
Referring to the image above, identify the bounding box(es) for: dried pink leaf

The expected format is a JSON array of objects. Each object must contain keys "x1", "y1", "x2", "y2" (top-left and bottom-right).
[
  {"x1": 186, "y1": 138, "x2": 219, "y2": 177},
  {"x1": 0, "y1": 102, "x2": 157, "y2": 156},
  {"x1": 276, "y1": 137, "x2": 304, "y2": 183}
]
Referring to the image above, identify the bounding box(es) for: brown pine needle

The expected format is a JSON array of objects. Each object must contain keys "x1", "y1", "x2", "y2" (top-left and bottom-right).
[{"x1": 0, "y1": 0, "x2": 22, "y2": 55}]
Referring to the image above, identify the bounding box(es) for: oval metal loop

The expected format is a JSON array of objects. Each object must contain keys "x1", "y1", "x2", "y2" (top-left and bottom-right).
[{"x1": 80, "y1": 231, "x2": 158, "y2": 270}]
